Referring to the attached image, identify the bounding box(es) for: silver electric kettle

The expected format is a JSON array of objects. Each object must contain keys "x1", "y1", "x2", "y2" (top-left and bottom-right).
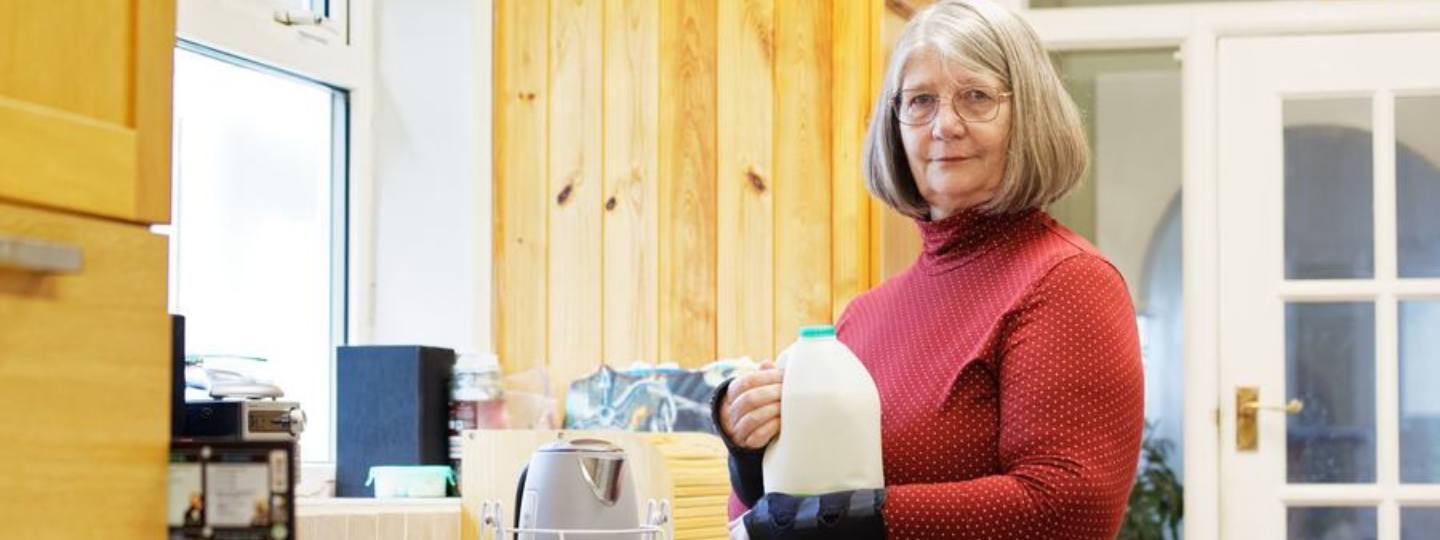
[{"x1": 514, "y1": 438, "x2": 641, "y2": 540}]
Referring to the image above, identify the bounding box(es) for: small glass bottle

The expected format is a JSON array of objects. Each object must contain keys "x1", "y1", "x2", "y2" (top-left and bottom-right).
[{"x1": 449, "y1": 353, "x2": 506, "y2": 492}]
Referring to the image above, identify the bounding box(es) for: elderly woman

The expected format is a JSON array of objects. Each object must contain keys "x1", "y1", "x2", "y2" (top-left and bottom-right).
[{"x1": 711, "y1": 1, "x2": 1145, "y2": 538}]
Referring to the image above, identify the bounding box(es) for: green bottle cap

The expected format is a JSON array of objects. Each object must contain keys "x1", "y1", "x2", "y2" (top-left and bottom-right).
[{"x1": 798, "y1": 324, "x2": 836, "y2": 339}]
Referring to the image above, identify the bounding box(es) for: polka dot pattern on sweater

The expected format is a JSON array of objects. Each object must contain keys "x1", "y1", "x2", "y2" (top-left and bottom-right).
[{"x1": 834, "y1": 208, "x2": 1145, "y2": 540}]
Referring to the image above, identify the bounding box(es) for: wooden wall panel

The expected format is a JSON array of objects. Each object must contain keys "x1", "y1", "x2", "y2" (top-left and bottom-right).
[
  {"x1": 494, "y1": 0, "x2": 939, "y2": 389},
  {"x1": 870, "y1": 0, "x2": 930, "y2": 285},
  {"x1": 831, "y1": 0, "x2": 872, "y2": 322},
  {"x1": 869, "y1": 0, "x2": 889, "y2": 287},
  {"x1": 494, "y1": 0, "x2": 549, "y2": 375},
  {"x1": 774, "y1": 0, "x2": 833, "y2": 346},
  {"x1": 717, "y1": 0, "x2": 776, "y2": 361},
  {"x1": 658, "y1": 0, "x2": 718, "y2": 367},
  {"x1": 602, "y1": 0, "x2": 660, "y2": 367},
  {"x1": 548, "y1": 0, "x2": 604, "y2": 399}
]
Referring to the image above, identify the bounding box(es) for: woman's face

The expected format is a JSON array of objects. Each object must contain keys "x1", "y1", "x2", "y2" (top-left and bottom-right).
[{"x1": 898, "y1": 47, "x2": 1012, "y2": 220}]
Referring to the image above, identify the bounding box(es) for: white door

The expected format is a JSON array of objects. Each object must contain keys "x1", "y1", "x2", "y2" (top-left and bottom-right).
[{"x1": 1219, "y1": 32, "x2": 1440, "y2": 539}]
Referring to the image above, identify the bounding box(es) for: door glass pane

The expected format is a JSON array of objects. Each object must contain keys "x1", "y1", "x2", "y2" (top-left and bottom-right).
[
  {"x1": 1287, "y1": 302, "x2": 1376, "y2": 483},
  {"x1": 1402, "y1": 301, "x2": 1440, "y2": 483},
  {"x1": 1288, "y1": 507, "x2": 1377, "y2": 540},
  {"x1": 1402, "y1": 508, "x2": 1440, "y2": 540},
  {"x1": 1396, "y1": 96, "x2": 1440, "y2": 278},
  {"x1": 1284, "y1": 99, "x2": 1374, "y2": 280}
]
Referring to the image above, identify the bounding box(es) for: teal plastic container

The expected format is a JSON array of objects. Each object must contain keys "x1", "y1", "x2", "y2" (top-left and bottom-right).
[{"x1": 365, "y1": 465, "x2": 455, "y2": 498}]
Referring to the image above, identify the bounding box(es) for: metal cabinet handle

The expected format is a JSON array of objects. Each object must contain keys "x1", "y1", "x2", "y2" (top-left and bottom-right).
[{"x1": 0, "y1": 234, "x2": 83, "y2": 273}]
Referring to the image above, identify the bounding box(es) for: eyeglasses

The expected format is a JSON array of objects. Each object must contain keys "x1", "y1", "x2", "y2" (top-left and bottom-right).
[{"x1": 893, "y1": 87, "x2": 1012, "y2": 126}]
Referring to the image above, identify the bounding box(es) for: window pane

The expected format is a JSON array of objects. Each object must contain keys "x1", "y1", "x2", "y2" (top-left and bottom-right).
[
  {"x1": 1284, "y1": 99, "x2": 1374, "y2": 280},
  {"x1": 171, "y1": 47, "x2": 345, "y2": 462},
  {"x1": 1286, "y1": 302, "x2": 1376, "y2": 483},
  {"x1": 1288, "y1": 507, "x2": 1377, "y2": 540},
  {"x1": 1396, "y1": 96, "x2": 1440, "y2": 278},
  {"x1": 1402, "y1": 301, "x2": 1440, "y2": 483},
  {"x1": 1403, "y1": 508, "x2": 1440, "y2": 540}
]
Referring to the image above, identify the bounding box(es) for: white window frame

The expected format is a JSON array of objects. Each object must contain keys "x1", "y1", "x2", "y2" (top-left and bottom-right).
[
  {"x1": 175, "y1": 0, "x2": 377, "y2": 479},
  {"x1": 178, "y1": 0, "x2": 359, "y2": 85},
  {"x1": 1018, "y1": 2, "x2": 1440, "y2": 538}
]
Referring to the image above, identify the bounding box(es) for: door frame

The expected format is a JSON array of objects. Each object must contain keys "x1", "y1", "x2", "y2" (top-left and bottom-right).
[{"x1": 1020, "y1": 2, "x2": 1440, "y2": 538}]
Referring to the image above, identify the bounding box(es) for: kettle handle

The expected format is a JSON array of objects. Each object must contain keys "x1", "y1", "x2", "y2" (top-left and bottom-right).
[{"x1": 513, "y1": 464, "x2": 529, "y2": 530}]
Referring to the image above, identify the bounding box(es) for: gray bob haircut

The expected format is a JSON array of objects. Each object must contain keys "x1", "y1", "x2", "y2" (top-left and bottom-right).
[{"x1": 862, "y1": 0, "x2": 1088, "y2": 218}]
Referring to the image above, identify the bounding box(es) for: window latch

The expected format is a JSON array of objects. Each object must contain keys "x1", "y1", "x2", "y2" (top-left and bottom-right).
[{"x1": 273, "y1": 9, "x2": 324, "y2": 26}]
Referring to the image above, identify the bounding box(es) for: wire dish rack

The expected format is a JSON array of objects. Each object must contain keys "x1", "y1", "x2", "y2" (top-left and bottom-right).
[{"x1": 476, "y1": 499, "x2": 672, "y2": 540}]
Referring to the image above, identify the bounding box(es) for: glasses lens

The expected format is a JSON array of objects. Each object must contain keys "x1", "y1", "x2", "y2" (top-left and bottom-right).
[
  {"x1": 956, "y1": 88, "x2": 998, "y2": 122},
  {"x1": 900, "y1": 93, "x2": 937, "y2": 125},
  {"x1": 897, "y1": 88, "x2": 1002, "y2": 124}
]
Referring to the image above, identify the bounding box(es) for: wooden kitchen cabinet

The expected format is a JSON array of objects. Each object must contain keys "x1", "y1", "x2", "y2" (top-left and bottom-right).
[
  {"x1": 0, "y1": 0, "x2": 174, "y2": 224},
  {"x1": 0, "y1": 0, "x2": 176, "y2": 537},
  {"x1": 0, "y1": 201, "x2": 170, "y2": 537}
]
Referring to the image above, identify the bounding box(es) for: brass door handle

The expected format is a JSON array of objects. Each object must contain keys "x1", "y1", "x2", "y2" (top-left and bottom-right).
[
  {"x1": 1236, "y1": 386, "x2": 1303, "y2": 452},
  {"x1": 1242, "y1": 399, "x2": 1304, "y2": 414}
]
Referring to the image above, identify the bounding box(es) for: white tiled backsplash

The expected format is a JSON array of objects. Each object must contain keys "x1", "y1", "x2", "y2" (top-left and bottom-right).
[{"x1": 297, "y1": 498, "x2": 462, "y2": 540}]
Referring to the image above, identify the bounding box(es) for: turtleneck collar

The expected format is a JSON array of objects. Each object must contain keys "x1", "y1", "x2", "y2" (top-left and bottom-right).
[{"x1": 916, "y1": 207, "x2": 1044, "y2": 274}]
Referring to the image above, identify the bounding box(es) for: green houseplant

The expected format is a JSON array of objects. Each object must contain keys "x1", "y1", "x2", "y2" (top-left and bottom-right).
[{"x1": 1119, "y1": 421, "x2": 1185, "y2": 540}]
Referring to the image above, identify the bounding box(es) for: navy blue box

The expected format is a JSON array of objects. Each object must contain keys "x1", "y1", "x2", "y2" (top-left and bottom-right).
[{"x1": 336, "y1": 345, "x2": 455, "y2": 497}]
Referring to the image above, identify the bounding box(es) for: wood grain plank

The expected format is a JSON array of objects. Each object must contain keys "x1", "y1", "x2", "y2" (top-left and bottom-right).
[
  {"x1": 378, "y1": 513, "x2": 406, "y2": 539},
  {"x1": 0, "y1": 202, "x2": 168, "y2": 538},
  {"x1": 871, "y1": 0, "x2": 926, "y2": 284},
  {"x1": 494, "y1": 0, "x2": 549, "y2": 376},
  {"x1": 134, "y1": 0, "x2": 175, "y2": 224},
  {"x1": 716, "y1": 0, "x2": 775, "y2": 361},
  {"x1": 405, "y1": 512, "x2": 435, "y2": 540},
  {"x1": 602, "y1": 0, "x2": 660, "y2": 367},
  {"x1": 547, "y1": 0, "x2": 604, "y2": 405},
  {"x1": 0, "y1": 0, "x2": 132, "y2": 125},
  {"x1": 0, "y1": 97, "x2": 138, "y2": 220},
  {"x1": 658, "y1": 0, "x2": 718, "y2": 367},
  {"x1": 869, "y1": 0, "x2": 889, "y2": 288},
  {"x1": 774, "y1": 0, "x2": 833, "y2": 348},
  {"x1": 831, "y1": 0, "x2": 871, "y2": 321},
  {"x1": 346, "y1": 514, "x2": 379, "y2": 540},
  {"x1": 433, "y1": 510, "x2": 461, "y2": 540}
]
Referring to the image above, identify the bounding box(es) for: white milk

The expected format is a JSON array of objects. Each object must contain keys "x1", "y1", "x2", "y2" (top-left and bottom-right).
[{"x1": 762, "y1": 325, "x2": 885, "y2": 496}]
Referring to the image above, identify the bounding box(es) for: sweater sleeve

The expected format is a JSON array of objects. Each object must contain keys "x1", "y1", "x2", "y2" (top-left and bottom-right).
[
  {"x1": 881, "y1": 254, "x2": 1146, "y2": 539},
  {"x1": 711, "y1": 377, "x2": 767, "y2": 510}
]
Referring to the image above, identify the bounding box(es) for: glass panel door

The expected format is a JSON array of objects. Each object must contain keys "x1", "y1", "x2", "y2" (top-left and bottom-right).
[{"x1": 1219, "y1": 32, "x2": 1440, "y2": 539}]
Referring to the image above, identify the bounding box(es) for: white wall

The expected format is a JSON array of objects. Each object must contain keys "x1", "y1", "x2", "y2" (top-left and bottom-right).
[
  {"x1": 1096, "y1": 70, "x2": 1183, "y2": 312},
  {"x1": 369, "y1": 0, "x2": 493, "y2": 356}
]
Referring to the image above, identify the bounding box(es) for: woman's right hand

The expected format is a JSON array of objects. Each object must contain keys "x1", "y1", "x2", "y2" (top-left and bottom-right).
[{"x1": 719, "y1": 360, "x2": 784, "y2": 450}]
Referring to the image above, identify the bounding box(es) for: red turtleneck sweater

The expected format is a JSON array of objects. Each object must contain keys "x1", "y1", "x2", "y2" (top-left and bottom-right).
[{"x1": 730, "y1": 209, "x2": 1144, "y2": 539}]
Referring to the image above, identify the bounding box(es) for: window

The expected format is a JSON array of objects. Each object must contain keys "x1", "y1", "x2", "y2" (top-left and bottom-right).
[{"x1": 168, "y1": 44, "x2": 348, "y2": 462}]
